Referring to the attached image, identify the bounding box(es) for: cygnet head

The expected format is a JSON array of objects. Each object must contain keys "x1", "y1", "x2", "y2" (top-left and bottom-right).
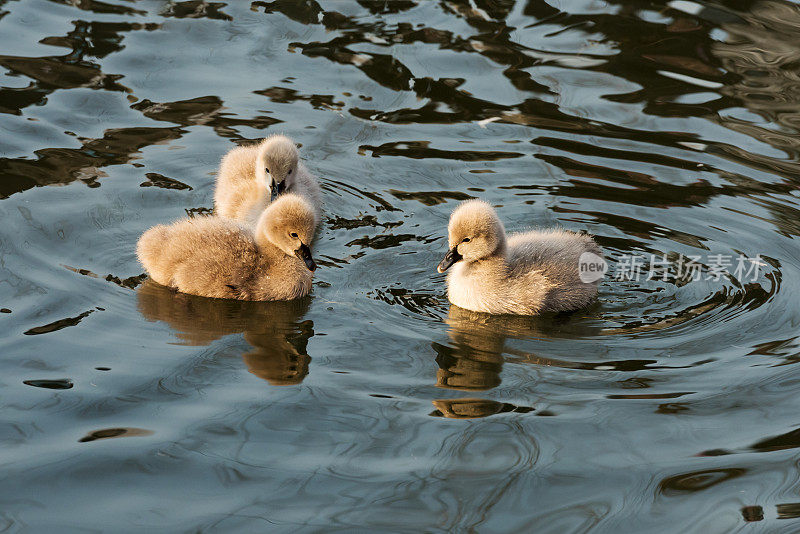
[
  {"x1": 255, "y1": 135, "x2": 300, "y2": 202},
  {"x1": 258, "y1": 193, "x2": 317, "y2": 271},
  {"x1": 437, "y1": 199, "x2": 506, "y2": 273}
]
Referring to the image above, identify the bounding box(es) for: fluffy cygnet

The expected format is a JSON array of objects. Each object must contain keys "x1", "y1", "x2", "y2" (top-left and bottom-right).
[
  {"x1": 214, "y1": 134, "x2": 321, "y2": 226},
  {"x1": 137, "y1": 194, "x2": 317, "y2": 301},
  {"x1": 437, "y1": 199, "x2": 602, "y2": 315}
]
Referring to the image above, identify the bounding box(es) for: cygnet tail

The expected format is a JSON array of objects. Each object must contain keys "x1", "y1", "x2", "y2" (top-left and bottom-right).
[{"x1": 136, "y1": 225, "x2": 172, "y2": 285}]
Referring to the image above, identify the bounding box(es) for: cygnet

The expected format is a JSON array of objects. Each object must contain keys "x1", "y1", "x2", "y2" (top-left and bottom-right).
[
  {"x1": 214, "y1": 134, "x2": 321, "y2": 226},
  {"x1": 138, "y1": 193, "x2": 317, "y2": 301},
  {"x1": 437, "y1": 199, "x2": 602, "y2": 315}
]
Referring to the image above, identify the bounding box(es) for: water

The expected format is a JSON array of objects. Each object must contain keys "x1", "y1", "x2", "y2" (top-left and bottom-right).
[{"x1": 1, "y1": 0, "x2": 800, "y2": 531}]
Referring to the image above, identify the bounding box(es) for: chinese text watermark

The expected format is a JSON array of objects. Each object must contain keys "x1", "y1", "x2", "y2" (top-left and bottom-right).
[{"x1": 578, "y1": 254, "x2": 765, "y2": 283}]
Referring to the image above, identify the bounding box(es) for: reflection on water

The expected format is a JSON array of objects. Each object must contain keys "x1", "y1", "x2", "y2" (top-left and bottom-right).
[
  {"x1": 434, "y1": 307, "x2": 507, "y2": 390},
  {"x1": 78, "y1": 427, "x2": 154, "y2": 443},
  {"x1": 3, "y1": 0, "x2": 800, "y2": 530},
  {"x1": 436, "y1": 305, "x2": 604, "y2": 390},
  {"x1": 659, "y1": 468, "x2": 747, "y2": 496},
  {"x1": 137, "y1": 281, "x2": 313, "y2": 385},
  {"x1": 430, "y1": 398, "x2": 534, "y2": 419}
]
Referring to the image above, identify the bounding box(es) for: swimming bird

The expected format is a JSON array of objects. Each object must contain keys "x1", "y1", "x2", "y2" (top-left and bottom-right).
[
  {"x1": 213, "y1": 134, "x2": 321, "y2": 226},
  {"x1": 137, "y1": 193, "x2": 317, "y2": 301},
  {"x1": 436, "y1": 199, "x2": 602, "y2": 315}
]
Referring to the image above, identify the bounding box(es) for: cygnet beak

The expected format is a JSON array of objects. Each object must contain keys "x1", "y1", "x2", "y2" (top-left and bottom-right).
[
  {"x1": 270, "y1": 178, "x2": 285, "y2": 202},
  {"x1": 437, "y1": 246, "x2": 462, "y2": 273},
  {"x1": 294, "y1": 242, "x2": 317, "y2": 271}
]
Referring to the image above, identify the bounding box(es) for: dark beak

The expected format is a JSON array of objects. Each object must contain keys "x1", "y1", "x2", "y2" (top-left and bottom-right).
[
  {"x1": 294, "y1": 243, "x2": 316, "y2": 271},
  {"x1": 437, "y1": 247, "x2": 462, "y2": 273},
  {"x1": 270, "y1": 178, "x2": 285, "y2": 202}
]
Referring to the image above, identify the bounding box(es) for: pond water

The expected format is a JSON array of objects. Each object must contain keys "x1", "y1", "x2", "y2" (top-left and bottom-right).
[{"x1": 2, "y1": 0, "x2": 800, "y2": 531}]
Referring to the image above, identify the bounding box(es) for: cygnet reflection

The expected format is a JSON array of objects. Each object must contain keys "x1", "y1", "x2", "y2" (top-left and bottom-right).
[
  {"x1": 137, "y1": 280, "x2": 313, "y2": 385},
  {"x1": 431, "y1": 306, "x2": 603, "y2": 418},
  {"x1": 429, "y1": 398, "x2": 534, "y2": 419}
]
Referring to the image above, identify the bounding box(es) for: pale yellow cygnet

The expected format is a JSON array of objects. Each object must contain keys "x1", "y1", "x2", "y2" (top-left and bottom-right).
[
  {"x1": 137, "y1": 194, "x2": 317, "y2": 301},
  {"x1": 437, "y1": 199, "x2": 602, "y2": 315},
  {"x1": 213, "y1": 134, "x2": 321, "y2": 226}
]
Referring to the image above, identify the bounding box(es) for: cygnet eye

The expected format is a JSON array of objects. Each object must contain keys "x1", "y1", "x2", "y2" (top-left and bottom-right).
[
  {"x1": 462, "y1": 237, "x2": 471, "y2": 243},
  {"x1": 290, "y1": 232, "x2": 298, "y2": 238},
  {"x1": 287, "y1": 169, "x2": 293, "y2": 175}
]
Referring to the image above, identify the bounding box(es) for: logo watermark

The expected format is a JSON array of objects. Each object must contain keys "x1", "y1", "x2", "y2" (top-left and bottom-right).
[{"x1": 579, "y1": 252, "x2": 608, "y2": 283}]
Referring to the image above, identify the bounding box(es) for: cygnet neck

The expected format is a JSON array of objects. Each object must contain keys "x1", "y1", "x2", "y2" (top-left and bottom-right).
[
  {"x1": 253, "y1": 210, "x2": 280, "y2": 254},
  {"x1": 493, "y1": 234, "x2": 508, "y2": 258},
  {"x1": 463, "y1": 235, "x2": 508, "y2": 272},
  {"x1": 480, "y1": 231, "x2": 509, "y2": 264}
]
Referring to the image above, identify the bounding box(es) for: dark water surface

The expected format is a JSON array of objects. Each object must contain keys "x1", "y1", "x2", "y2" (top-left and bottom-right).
[{"x1": 2, "y1": 0, "x2": 800, "y2": 531}]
